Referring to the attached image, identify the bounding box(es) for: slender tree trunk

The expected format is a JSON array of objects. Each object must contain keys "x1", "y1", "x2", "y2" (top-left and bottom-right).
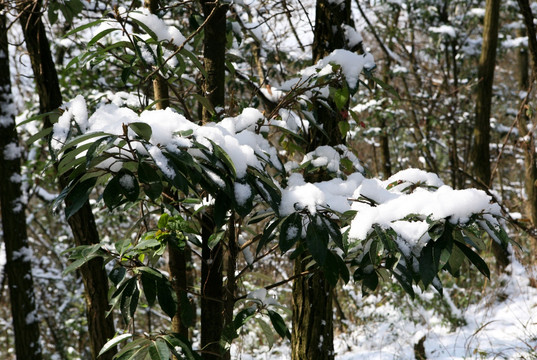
[
  {"x1": 516, "y1": 0, "x2": 537, "y2": 265},
  {"x1": 471, "y1": 0, "x2": 510, "y2": 271},
  {"x1": 200, "y1": 1, "x2": 228, "y2": 359},
  {"x1": 472, "y1": 0, "x2": 500, "y2": 187},
  {"x1": 16, "y1": 1, "x2": 116, "y2": 357},
  {"x1": 0, "y1": 7, "x2": 43, "y2": 358},
  {"x1": 142, "y1": 0, "x2": 189, "y2": 342},
  {"x1": 292, "y1": 1, "x2": 354, "y2": 359}
]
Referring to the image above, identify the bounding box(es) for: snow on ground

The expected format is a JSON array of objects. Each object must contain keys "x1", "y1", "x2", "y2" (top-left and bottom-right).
[{"x1": 231, "y1": 259, "x2": 537, "y2": 360}]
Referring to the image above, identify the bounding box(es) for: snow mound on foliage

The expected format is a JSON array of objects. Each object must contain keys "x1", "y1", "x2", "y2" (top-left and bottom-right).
[
  {"x1": 349, "y1": 170, "x2": 501, "y2": 252},
  {"x1": 51, "y1": 99, "x2": 279, "y2": 179}
]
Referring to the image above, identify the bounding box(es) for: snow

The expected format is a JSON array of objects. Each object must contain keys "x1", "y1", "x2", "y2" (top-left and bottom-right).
[
  {"x1": 309, "y1": 49, "x2": 375, "y2": 89},
  {"x1": 119, "y1": 174, "x2": 135, "y2": 190},
  {"x1": 246, "y1": 288, "x2": 277, "y2": 306},
  {"x1": 52, "y1": 95, "x2": 88, "y2": 150},
  {"x1": 0, "y1": 98, "x2": 16, "y2": 127},
  {"x1": 429, "y1": 25, "x2": 457, "y2": 38},
  {"x1": 349, "y1": 180, "x2": 501, "y2": 250},
  {"x1": 502, "y1": 36, "x2": 528, "y2": 48},
  {"x1": 232, "y1": 260, "x2": 537, "y2": 360},
  {"x1": 234, "y1": 182, "x2": 252, "y2": 206},
  {"x1": 148, "y1": 145, "x2": 175, "y2": 179},
  {"x1": 303, "y1": 145, "x2": 342, "y2": 173},
  {"x1": 129, "y1": 8, "x2": 186, "y2": 47},
  {"x1": 342, "y1": 24, "x2": 363, "y2": 49},
  {"x1": 0, "y1": 243, "x2": 5, "y2": 274},
  {"x1": 12, "y1": 246, "x2": 33, "y2": 263},
  {"x1": 3, "y1": 142, "x2": 23, "y2": 160}
]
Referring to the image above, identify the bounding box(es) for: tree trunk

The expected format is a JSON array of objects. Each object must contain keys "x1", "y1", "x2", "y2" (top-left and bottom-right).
[
  {"x1": 472, "y1": 0, "x2": 500, "y2": 187},
  {"x1": 292, "y1": 1, "x2": 354, "y2": 359},
  {"x1": 16, "y1": 1, "x2": 116, "y2": 357},
  {"x1": 516, "y1": 0, "x2": 537, "y2": 265},
  {"x1": 471, "y1": 0, "x2": 510, "y2": 271},
  {"x1": 0, "y1": 7, "x2": 43, "y2": 358},
  {"x1": 142, "y1": 0, "x2": 190, "y2": 342},
  {"x1": 200, "y1": 1, "x2": 228, "y2": 359},
  {"x1": 292, "y1": 262, "x2": 334, "y2": 360}
]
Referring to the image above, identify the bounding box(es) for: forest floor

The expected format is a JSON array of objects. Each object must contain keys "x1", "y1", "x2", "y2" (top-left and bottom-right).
[{"x1": 231, "y1": 257, "x2": 537, "y2": 360}]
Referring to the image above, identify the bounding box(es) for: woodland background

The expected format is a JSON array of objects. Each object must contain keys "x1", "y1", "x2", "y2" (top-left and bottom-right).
[{"x1": 1, "y1": 0, "x2": 537, "y2": 359}]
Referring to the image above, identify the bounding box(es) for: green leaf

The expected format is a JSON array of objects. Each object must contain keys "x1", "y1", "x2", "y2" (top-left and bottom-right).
[
  {"x1": 454, "y1": 241, "x2": 490, "y2": 278},
  {"x1": 267, "y1": 310, "x2": 291, "y2": 340},
  {"x1": 192, "y1": 93, "x2": 215, "y2": 116},
  {"x1": 223, "y1": 307, "x2": 256, "y2": 343},
  {"x1": 129, "y1": 287, "x2": 140, "y2": 322},
  {"x1": 418, "y1": 241, "x2": 438, "y2": 288},
  {"x1": 392, "y1": 263, "x2": 415, "y2": 298},
  {"x1": 120, "y1": 278, "x2": 137, "y2": 323},
  {"x1": 98, "y1": 333, "x2": 132, "y2": 357},
  {"x1": 148, "y1": 338, "x2": 171, "y2": 360},
  {"x1": 103, "y1": 176, "x2": 123, "y2": 210},
  {"x1": 279, "y1": 213, "x2": 302, "y2": 253},
  {"x1": 158, "y1": 213, "x2": 169, "y2": 229},
  {"x1": 323, "y1": 251, "x2": 340, "y2": 286},
  {"x1": 306, "y1": 216, "x2": 328, "y2": 265},
  {"x1": 372, "y1": 76, "x2": 401, "y2": 99},
  {"x1": 214, "y1": 193, "x2": 230, "y2": 228},
  {"x1": 162, "y1": 334, "x2": 200, "y2": 360},
  {"x1": 257, "y1": 218, "x2": 282, "y2": 254},
  {"x1": 129, "y1": 122, "x2": 152, "y2": 141},
  {"x1": 64, "y1": 177, "x2": 97, "y2": 219},
  {"x1": 208, "y1": 231, "x2": 225, "y2": 250},
  {"x1": 139, "y1": 161, "x2": 163, "y2": 201},
  {"x1": 109, "y1": 267, "x2": 127, "y2": 286},
  {"x1": 320, "y1": 216, "x2": 344, "y2": 252},
  {"x1": 85, "y1": 135, "x2": 117, "y2": 167},
  {"x1": 180, "y1": 48, "x2": 208, "y2": 79},
  {"x1": 255, "y1": 318, "x2": 275, "y2": 349},
  {"x1": 27, "y1": 127, "x2": 53, "y2": 145},
  {"x1": 88, "y1": 28, "x2": 118, "y2": 47},
  {"x1": 157, "y1": 279, "x2": 177, "y2": 318},
  {"x1": 362, "y1": 271, "x2": 379, "y2": 293},
  {"x1": 251, "y1": 171, "x2": 281, "y2": 215},
  {"x1": 338, "y1": 120, "x2": 350, "y2": 138},
  {"x1": 445, "y1": 238, "x2": 465, "y2": 276},
  {"x1": 141, "y1": 272, "x2": 157, "y2": 307},
  {"x1": 63, "y1": 257, "x2": 89, "y2": 275},
  {"x1": 60, "y1": 132, "x2": 109, "y2": 155},
  {"x1": 333, "y1": 86, "x2": 349, "y2": 111},
  {"x1": 64, "y1": 19, "x2": 104, "y2": 37},
  {"x1": 179, "y1": 292, "x2": 194, "y2": 328}
]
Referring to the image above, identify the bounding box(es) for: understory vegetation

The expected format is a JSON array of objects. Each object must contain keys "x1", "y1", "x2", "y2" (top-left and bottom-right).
[{"x1": 1, "y1": 0, "x2": 537, "y2": 359}]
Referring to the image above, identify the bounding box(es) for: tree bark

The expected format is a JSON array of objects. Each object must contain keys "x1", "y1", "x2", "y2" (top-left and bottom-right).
[
  {"x1": 200, "y1": 1, "x2": 228, "y2": 359},
  {"x1": 292, "y1": 263, "x2": 334, "y2": 360},
  {"x1": 0, "y1": 6, "x2": 43, "y2": 358},
  {"x1": 471, "y1": 0, "x2": 510, "y2": 271},
  {"x1": 516, "y1": 0, "x2": 537, "y2": 265},
  {"x1": 292, "y1": 1, "x2": 354, "y2": 359},
  {"x1": 16, "y1": 1, "x2": 116, "y2": 358},
  {"x1": 472, "y1": 0, "x2": 500, "y2": 187}
]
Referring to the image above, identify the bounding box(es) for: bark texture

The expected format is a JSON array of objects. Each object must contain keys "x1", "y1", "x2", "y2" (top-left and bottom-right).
[
  {"x1": 292, "y1": 1, "x2": 355, "y2": 359},
  {"x1": 472, "y1": 0, "x2": 500, "y2": 187},
  {"x1": 200, "y1": 1, "x2": 228, "y2": 359},
  {"x1": 0, "y1": 7, "x2": 43, "y2": 358},
  {"x1": 16, "y1": 1, "x2": 116, "y2": 358},
  {"x1": 471, "y1": 0, "x2": 510, "y2": 271},
  {"x1": 516, "y1": 0, "x2": 537, "y2": 264}
]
